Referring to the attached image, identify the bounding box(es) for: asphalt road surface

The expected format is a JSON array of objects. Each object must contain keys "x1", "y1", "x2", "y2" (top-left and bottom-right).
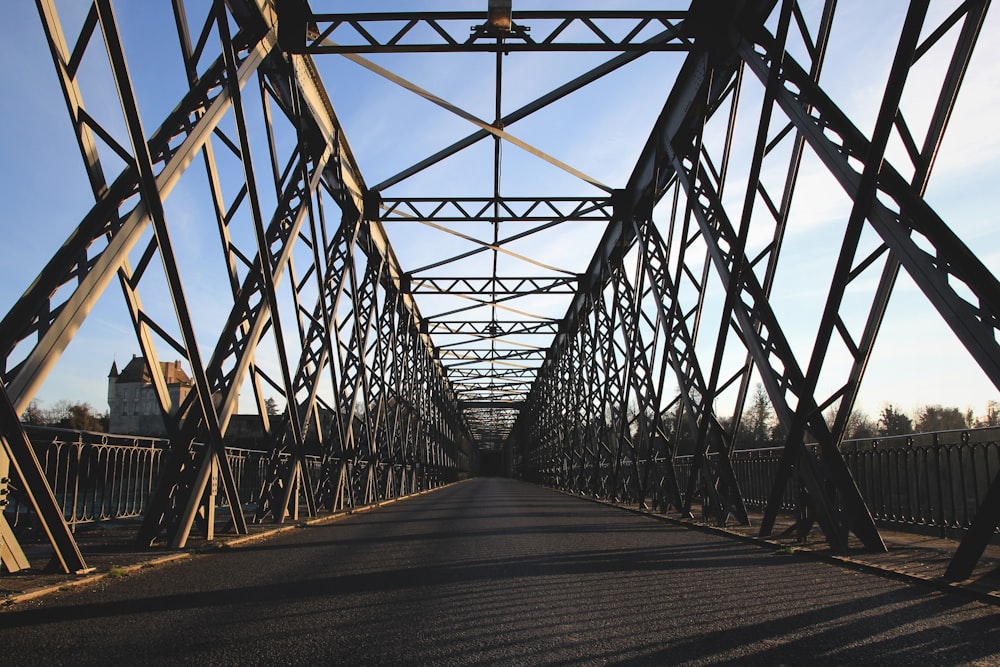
[{"x1": 2, "y1": 477, "x2": 999, "y2": 666}]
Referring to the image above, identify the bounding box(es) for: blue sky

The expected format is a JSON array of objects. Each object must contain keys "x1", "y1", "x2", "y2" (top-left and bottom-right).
[{"x1": 1, "y1": 1, "x2": 999, "y2": 426}]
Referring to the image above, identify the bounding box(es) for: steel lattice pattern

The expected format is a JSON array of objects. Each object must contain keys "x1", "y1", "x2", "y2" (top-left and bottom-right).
[{"x1": 1, "y1": 0, "x2": 998, "y2": 584}]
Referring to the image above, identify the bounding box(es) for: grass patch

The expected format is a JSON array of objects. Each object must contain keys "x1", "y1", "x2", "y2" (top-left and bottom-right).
[
  {"x1": 107, "y1": 566, "x2": 128, "y2": 579},
  {"x1": 775, "y1": 545, "x2": 799, "y2": 555}
]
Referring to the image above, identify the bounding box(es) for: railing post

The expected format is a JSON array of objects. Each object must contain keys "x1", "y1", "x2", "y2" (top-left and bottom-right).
[
  {"x1": 204, "y1": 456, "x2": 218, "y2": 542},
  {"x1": 70, "y1": 435, "x2": 82, "y2": 531},
  {"x1": 933, "y1": 432, "x2": 946, "y2": 535}
]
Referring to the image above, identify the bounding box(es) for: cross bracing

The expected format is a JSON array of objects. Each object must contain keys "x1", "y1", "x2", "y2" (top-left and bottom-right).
[
  {"x1": 1, "y1": 0, "x2": 999, "y2": 584},
  {"x1": 380, "y1": 197, "x2": 614, "y2": 224},
  {"x1": 296, "y1": 10, "x2": 691, "y2": 53}
]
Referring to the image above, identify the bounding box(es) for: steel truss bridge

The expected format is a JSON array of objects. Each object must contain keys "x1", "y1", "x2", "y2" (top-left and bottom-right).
[{"x1": 1, "y1": 0, "x2": 998, "y2": 585}]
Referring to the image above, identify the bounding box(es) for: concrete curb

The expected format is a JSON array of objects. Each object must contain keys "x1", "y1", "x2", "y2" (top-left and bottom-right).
[{"x1": 5, "y1": 553, "x2": 192, "y2": 605}]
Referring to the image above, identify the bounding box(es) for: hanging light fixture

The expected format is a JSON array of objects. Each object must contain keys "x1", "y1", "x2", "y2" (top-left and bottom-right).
[{"x1": 487, "y1": 0, "x2": 512, "y2": 34}]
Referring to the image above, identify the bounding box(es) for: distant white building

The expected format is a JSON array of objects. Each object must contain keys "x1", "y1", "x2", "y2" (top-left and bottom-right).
[{"x1": 107, "y1": 355, "x2": 193, "y2": 436}]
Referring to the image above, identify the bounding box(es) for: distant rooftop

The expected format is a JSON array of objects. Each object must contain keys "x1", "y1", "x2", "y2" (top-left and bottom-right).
[{"x1": 109, "y1": 355, "x2": 193, "y2": 386}]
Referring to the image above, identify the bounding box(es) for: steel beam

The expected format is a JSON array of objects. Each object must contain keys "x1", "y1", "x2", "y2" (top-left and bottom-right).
[
  {"x1": 517, "y1": 0, "x2": 775, "y2": 511},
  {"x1": 426, "y1": 321, "x2": 560, "y2": 336},
  {"x1": 284, "y1": 10, "x2": 691, "y2": 54},
  {"x1": 374, "y1": 25, "x2": 689, "y2": 191},
  {"x1": 1, "y1": 15, "x2": 274, "y2": 416},
  {"x1": 633, "y1": 217, "x2": 747, "y2": 524},
  {"x1": 0, "y1": 386, "x2": 89, "y2": 574},
  {"x1": 380, "y1": 197, "x2": 613, "y2": 224},
  {"x1": 407, "y1": 277, "x2": 577, "y2": 296},
  {"x1": 3, "y1": 0, "x2": 275, "y2": 562},
  {"x1": 606, "y1": 231, "x2": 685, "y2": 511},
  {"x1": 666, "y1": 146, "x2": 885, "y2": 552},
  {"x1": 741, "y1": 17, "x2": 1000, "y2": 397},
  {"x1": 255, "y1": 213, "x2": 361, "y2": 522},
  {"x1": 550, "y1": 0, "x2": 763, "y2": 359}
]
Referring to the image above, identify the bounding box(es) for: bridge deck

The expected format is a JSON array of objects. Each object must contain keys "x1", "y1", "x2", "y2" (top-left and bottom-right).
[{"x1": 2, "y1": 478, "x2": 999, "y2": 665}]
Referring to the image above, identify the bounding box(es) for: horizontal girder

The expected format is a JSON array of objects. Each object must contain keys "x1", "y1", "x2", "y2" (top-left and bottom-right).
[
  {"x1": 461, "y1": 401, "x2": 523, "y2": 410},
  {"x1": 423, "y1": 320, "x2": 560, "y2": 336},
  {"x1": 380, "y1": 197, "x2": 613, "y2": 223},
  {"x1": 439, "y1": 348, "x2": 546, "y2": 363},
  {"x1": 407, "y1": 276, "x2": 577, "y2": 296},
  {"x1": 287, "y1": 10, "x2": 691, "y2": 53}
]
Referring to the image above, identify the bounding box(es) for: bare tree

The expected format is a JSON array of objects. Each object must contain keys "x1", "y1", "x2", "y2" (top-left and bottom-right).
[
  {"x1": 22, "y1": 399, "x2": 108, "y2": 431},
  {"x1": 742, "y1": 383, "x2": 774, "y2": 448},
  {"x1": 845, "y1": 409, "x2": 878, "y2": 439},
  {"x1": 21, "y1": 399, "x2": 46, "y2": 425},
  {"x1": 976, "y1": 400, "x2": 1000, "y2": 427}
]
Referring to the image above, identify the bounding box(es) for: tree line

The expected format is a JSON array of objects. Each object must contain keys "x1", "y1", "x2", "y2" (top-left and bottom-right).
[
  {"x1": 21, "y1": 388, "x2": 1000, "y2": 448},
  {"x1": 735, "y1": 384, "x2": 1000, "y2": 449},
  {"x1": 641, "y1": 385, "x2": 1000, "y2": 455},
  {"x1": 21, "y1": 399, "x2": 108, "y2": 432}
]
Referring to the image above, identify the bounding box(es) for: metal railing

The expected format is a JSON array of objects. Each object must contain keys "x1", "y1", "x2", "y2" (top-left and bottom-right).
[
  {"x1": 2, "y1": 426, "x2": 322, "y2": 531},
  {"x1": 841, "y1": 428, "x2": 1000, "y2": 531},
  {"x1": 676, "y1": 426, "x2": 1000, "y2": 534},
  {"x1": 9, "y1": 424, "x2": 998, "y2": 539}
]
